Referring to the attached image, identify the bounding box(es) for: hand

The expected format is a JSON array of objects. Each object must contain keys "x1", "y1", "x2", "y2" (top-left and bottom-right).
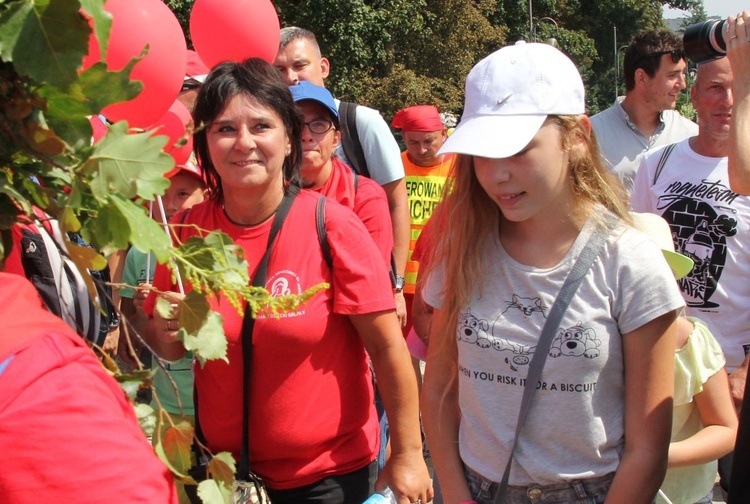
[
  {"x1": 726, "y1": 12, "x2": 750, "y2": 94},
  {"x1": 133, "y1": 282, "x2": 153, "y2": 312},
  {"x1": 101, "y1": 326, "x2": 119, "y2": 357},
  {"x1": 728, "y1": 359, "x2": 748, "y2": 413},
  {"x1": 152, "y1": 291, "x2": 185, "y2": 343},
  {"x1": 375, "y1": 450, "x2": 433, "y2": 504},
  {"x1": 395, "y1": 291, "x2": 407, "y2": 328}
]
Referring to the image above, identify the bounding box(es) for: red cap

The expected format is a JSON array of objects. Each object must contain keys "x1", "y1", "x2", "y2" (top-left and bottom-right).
[
  {"x1": 185, "y1": 50, "x2": 210, "y2": 82},
  {"x1": 165, "y1": 159, "x2": 204, "y2": 184},
  {"x1": 392, "y1": 105, "x2": 443, "y2": 132}
]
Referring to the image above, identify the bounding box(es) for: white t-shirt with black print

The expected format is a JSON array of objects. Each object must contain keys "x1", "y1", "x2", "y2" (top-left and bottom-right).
[{"x1": 632, "y1": 139, "x2": 750, "y2": 370}]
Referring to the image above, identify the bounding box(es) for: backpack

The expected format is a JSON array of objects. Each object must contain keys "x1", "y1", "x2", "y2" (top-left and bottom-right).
[
  {"x1": 338, "y1": 101, "x2": 370, "y2": 179},
  {"x1": 17, "y1": 210, "x2": 113, "y2": 346}
]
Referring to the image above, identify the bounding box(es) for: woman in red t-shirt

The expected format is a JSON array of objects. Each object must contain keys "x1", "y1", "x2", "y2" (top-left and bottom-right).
[{"x1": 144, "y1": 59, "x2": 431, "y2": 504}]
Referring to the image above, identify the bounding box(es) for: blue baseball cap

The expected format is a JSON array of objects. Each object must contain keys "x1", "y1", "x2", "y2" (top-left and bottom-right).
[{"x1": 289, "y1": 81, "x2": 339, "y2": 121}]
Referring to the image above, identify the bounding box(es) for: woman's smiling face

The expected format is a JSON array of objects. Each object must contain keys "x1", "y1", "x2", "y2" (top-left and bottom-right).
[{"x1": 206, "y1": 93, "x2": 291, "y2": 196}]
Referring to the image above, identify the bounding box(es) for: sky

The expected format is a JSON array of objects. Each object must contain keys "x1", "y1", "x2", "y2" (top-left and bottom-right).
[{"x1": 664, "y1": 0, "x2": 746, "y2": 19}]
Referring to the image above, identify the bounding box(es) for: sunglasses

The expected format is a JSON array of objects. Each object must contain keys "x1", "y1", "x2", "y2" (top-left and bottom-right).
[
  {"x1": 637, "y1": 49, "x2": 686, "y2": 65},
  {"x1": 181, "y1": 81, "x2": 201, "y2": 92}
]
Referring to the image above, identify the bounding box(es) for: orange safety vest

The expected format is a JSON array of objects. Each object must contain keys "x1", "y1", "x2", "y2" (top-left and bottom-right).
[{"x1": 402, "y1": 151, "x2": 454, "y2": 294}]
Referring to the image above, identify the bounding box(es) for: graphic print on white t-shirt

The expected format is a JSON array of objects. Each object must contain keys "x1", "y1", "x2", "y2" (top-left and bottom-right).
[
  {"x1": 457, "y1": 294, "x2": 604, "y2": 372},
  {"x1": 549, "y1": 321, "x2": 602, "y2": 359},
  {"x1": 491, "y1": 295, "x2": 542, "y2": 371},
  {"x1": 656, "y1": 184, "x2": 739, "y2": 308}
]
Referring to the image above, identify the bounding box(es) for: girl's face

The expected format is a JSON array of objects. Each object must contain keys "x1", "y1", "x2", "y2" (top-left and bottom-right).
[
  {"x1": 206, "y1": 94, "x2": 291, "y2": 197},
  {"x1": 473, "y1": 120, "x2": 573, "y2": 228}
]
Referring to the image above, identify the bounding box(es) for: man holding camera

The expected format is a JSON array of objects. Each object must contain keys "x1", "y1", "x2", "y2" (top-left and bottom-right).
[
  {"x1": 591, "y1": 30, "x2": 697, "y2": 194},
  {"x1": 631, "y1": 16, "x2": 750, "y2": 497},
  {"x1": 721, "y1": 11, "x2": 750, "y2": 504}
]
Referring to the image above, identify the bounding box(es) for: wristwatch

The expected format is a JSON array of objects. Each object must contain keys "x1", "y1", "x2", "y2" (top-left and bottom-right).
[
  {"x1": 108, "y1": 313, "x2": 121, "y2": 331},
  {"x1": 394, "y1": 275, "x2": 405, "y2": 294}
]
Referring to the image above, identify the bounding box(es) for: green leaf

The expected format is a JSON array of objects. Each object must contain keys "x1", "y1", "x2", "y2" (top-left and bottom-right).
[
  {"x1": 84, "y1": 121, "x2": 172, "y2": 201},
  {"x1": 196, "y1": 479, "x2": 232, "y2": 504},
  {"x1": 181, "y1": 308, "x2": 227, "y2": 367},
  {"x1": 0, "y1": 0, "x2": 92, "y2": 89},
  {"x1": 59, "y1": 205, "x2": 81, "y2": 234},
  {"x1": 162, "y1": 420, "x2": 194, "y2": 474},
  {"x1": 135, "y1": 402, "x2": 156, "y2": 438},
  {"x1": 207, "y1": 452, "x2": 236, "y2": 489},
  {"x1": 203, "y1": 231, "x2": 247, "y2": 286},
  {"x1": 79, "y1": 0, "x2": 111, "y2": 62},
  {"x1": 155, "y1": 438, "x2": 188, "y2": 479},
  {"x1": 37, "y1": 82, "x2": 96, "y2": 147},
  {"x1": 115, "y1": 368, "x2": 155, "y2": 401},
  {"x1": 66, "y1": 239, "x2": 107, "y2": 270},
  {"x1": 82, "y1": 198, "x2": 130, "y2": 252},
  {"x1": 65, "y1": 239, "x2": 106, "y2": 303},
  {"x1": 0, "y1": 183, "x2": 32, "y2": 218},
  {"x1": 77, "y1": 60, "x2": 142, "y2": 117},
  {"x1": 109, "y1": 195, "x2": 172, "y2": 263},
  {"x1": 180, "y1": 290, "x2": 210, "y2": 334},
  {"x1": 155, "y1": 296, "x2": 176, "y2": 319}
]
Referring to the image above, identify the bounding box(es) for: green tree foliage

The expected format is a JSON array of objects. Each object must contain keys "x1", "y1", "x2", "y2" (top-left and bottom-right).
[
  {"x1": 167, "y1": 0, "x2": 695, "y2": 120},
  {"x1": 165, "y1": 0, "x2": 193, "y2": 46}
]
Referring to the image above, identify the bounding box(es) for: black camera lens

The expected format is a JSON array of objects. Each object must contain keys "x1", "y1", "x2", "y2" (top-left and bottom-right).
[{"x1": 684, "y1": 19, "x2": 727, "y2": 64}]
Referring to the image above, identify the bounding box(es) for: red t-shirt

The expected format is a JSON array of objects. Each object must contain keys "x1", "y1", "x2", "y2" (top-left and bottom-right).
[
  {"x1": 309, "y1": 157, "x2": 393, "y2": 266},
  {"x1": 145, "y1": 191, "x2": 395, "y2": 489},
  {"x1": 0, "y1": 274, "x2": 177, "y2": 503}
]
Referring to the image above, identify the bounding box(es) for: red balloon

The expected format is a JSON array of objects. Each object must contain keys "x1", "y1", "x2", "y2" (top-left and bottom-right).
[
  {"x1": 190, "y1": 0, "x2": 280, "y2": 68},
  {"x1": 82, "y1": 0, "x2": 187, "y2": 128},
  {"x1": 147, "y1": 100, "x2": 194, "y2": 166}
]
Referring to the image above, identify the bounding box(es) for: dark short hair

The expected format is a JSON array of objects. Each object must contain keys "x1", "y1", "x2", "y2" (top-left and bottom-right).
[
  {"x1": 623, "y1": 30, "x2": 684, "y2": 91},
  {"x1": 192, "y1": 59, "x2": 303, "y2": 200}
]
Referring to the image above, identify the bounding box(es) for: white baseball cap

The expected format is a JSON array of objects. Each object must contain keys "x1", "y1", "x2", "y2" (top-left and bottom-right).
[{"x1": 438, "y1": 42, "x2": 586, "y2": 159}]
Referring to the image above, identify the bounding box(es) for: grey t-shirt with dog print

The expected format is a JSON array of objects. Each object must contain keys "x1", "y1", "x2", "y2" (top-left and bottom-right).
[{"x1": 423, "y1": 214, "x2": 684, "y2": 486}]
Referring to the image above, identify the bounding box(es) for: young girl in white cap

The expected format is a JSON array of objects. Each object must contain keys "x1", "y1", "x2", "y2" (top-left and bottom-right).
[{"x1": 420, "y1": 42, "x2": 685, "y2": 504}]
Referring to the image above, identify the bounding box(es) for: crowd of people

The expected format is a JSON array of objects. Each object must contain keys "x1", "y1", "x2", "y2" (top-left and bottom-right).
[{"x1": 3, "y1": 9, "x2": 750, "y2": 504}]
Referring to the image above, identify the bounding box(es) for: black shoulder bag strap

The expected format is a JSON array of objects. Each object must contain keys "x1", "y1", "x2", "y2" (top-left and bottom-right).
[
  {"x1": 498, "y1": 216, "x2": 616, "y2": 499},
  {"x1": 235, "y1": 188, "x2": 298, "y2": 481},
  {"x1": 338, "y1": 101, "x2": 370, "y2": 178},
  {"x1": 652, "y1": 143, "x2": 677, "y2": 186},
  {"x1": 316, "y1": 196, "x2": 333, "y2": 270}
]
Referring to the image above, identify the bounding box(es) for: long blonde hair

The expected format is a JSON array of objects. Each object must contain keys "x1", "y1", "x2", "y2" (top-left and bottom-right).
[{"x1": 423, "y1": 115, "x2": 629, "y2": 373}]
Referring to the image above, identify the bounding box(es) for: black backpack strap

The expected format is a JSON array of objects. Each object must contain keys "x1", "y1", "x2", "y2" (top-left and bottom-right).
[
  {"x1": 316, "y1": 196, "x2": 333, "y2": 270},
  {"x1": 237, "y1": 189, "x2": 298, "y2": 480},
  {"x1": 653, "y1": 143, "x2": 677, "y2": 186},
  {"x1": 338, "y1": 101, "x2": 370, "y2": 178}
]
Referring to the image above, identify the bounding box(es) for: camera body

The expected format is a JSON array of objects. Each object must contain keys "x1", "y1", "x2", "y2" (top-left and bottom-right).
[{"x1": 683, "y1": 19, "x2": 727, "y2": 64}]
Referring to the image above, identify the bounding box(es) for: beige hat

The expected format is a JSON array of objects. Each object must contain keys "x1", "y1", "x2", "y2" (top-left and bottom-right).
[{"x1": 631, "y1": 212, "x2": 694, "y2": 280}]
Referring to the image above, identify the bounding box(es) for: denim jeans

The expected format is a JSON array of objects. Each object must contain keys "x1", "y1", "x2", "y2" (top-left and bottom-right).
[{"x1": 464, "y1": 465, "x2": 614, "y2": 504}]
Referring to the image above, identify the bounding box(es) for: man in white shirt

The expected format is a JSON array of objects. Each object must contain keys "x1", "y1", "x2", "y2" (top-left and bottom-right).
[{"x1": 592, "y1": 30, "x2": 697, "y2": 194}]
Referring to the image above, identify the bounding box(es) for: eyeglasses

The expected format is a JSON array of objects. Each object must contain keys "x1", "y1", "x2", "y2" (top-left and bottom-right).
[{"x1": 303, "y1": 120, "x2": 335, "y2": 134}]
